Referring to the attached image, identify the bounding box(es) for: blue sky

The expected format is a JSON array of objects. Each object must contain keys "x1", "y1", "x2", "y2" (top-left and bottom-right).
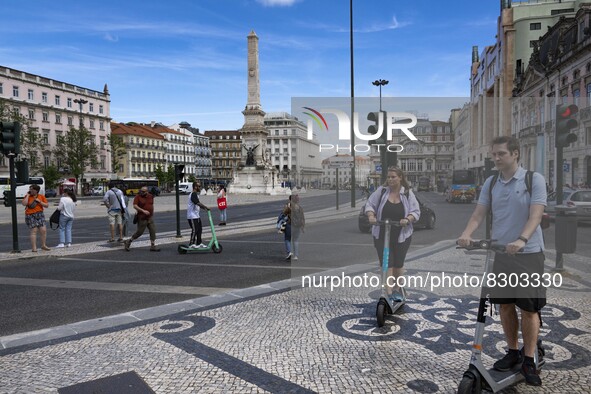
[{"x1": 0, "y1": 0, "x2": 499, "y2": 131}]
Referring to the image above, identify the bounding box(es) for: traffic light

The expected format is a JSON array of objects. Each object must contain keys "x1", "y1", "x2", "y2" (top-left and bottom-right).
[
  {"x1": 175, "y1": 164, "x2": 185, "y2": 180},
  {"x1": 3, "y1": 190, "x2": 12, "y2": 207},
  {"x1": 555, "y1": 104, "x2": 578, "y2": 148},
  {"x1": 385, "y1": 149, "x2": 397, "y2": 169},
  {"x1": 16, "y1": 159, "x2": 29, "y2": 184},
  {"x1": 367, "y1": 111, "x2": 386, "y2": 145},
  {"x1": 0, "y1": 121, "x2": 21, "y2": 155}
]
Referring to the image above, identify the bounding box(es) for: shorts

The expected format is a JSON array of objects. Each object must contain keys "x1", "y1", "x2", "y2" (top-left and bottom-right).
[
  {"x1": 373, "y1": 235, "x2": 411, "y2": 269},
  {"x1": 108, "y1": 210, "x2": 123, "y2": 226},
  {"x1": 25, "y1": 212, "x2": 46, "y2": 229},
  {"x1": 489, "y1": 251, "x2": 546, "y2": 312}
]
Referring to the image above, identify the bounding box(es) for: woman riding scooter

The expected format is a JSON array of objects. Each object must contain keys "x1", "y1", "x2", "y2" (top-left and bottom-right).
[{"x1": 365, "y1": 167, "x2": 420, "y2": 302}]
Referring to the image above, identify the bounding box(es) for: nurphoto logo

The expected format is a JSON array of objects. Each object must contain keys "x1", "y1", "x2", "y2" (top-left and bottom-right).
[{"x1": 302, "y1": 107, "x2": 418, "y2": 154}]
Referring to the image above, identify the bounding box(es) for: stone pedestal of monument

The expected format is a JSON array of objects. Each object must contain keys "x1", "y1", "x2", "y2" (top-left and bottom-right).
[{"x1": 228, "y1": 166, "x2": 277, "y2": 194}]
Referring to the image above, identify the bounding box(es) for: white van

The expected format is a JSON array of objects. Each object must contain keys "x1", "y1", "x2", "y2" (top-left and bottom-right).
[
  {"x1": 15, "y1": 177, "x2": 46, "y2": 198},
  {"x1": 178, "y1": 183, "x2": 192, "y2": 194}
]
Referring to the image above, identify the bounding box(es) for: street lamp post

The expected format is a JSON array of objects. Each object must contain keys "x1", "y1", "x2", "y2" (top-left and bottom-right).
[
  {"x1": 372, "y1": 79, "x2": 389, "y2": 111},
  {"x1": 350, "y1": 0, "x2": 356, "y2": 208},
  {"x1": 73, "y1": 98, "x2": 88, "y2": 127}
]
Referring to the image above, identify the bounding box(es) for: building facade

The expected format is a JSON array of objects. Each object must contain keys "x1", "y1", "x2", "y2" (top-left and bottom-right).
[
  {"x1": 464, "y1": 0, "x2": 586, "y2": 182},
  {"x1": 170, "y1": 122, "x2": 212, "y2": 183},
  {"x1": 204, "y1": 130, "x2": 242, "y2": 184},
  {"x1": 0, "y1": 65, "x2": 111, "y2": 181},
  {"x1": 264, "y1": 112, "x2": 323, "y2": 188},
  {"x1": 110, "y1": 122, "x2": 166, "y2": 178},
  {"x1": 321, "y1": 155, "x2": 370, "y2": 189},
  {"x1": 512, "y1": 4, "x2": 591, "y2": 187}
]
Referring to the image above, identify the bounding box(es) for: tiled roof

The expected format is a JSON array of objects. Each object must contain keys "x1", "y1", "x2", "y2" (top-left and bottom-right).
[{"x1": 110, "y1": 122, "x2": 165, "y2": 139}]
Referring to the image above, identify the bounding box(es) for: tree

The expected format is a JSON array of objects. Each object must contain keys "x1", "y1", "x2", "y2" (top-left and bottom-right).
[
  {"x1": 41, "y1": 165, "x2": 61, "y2": 189},
  {"x1": 155, "y1": 165, "x2": 168, "y2": 189},
  {"x1": 107, "y1": 134, "x2": 127, "y2": 175},
  {"x1": 52, "y1": 125, "x2": 99, "y2": 194},
  {"x1": 0, "y1": 99, "x2": 43, "y2": 174},
  {"x1": 188, "y1": 174, "x2": 196, "y2": 183}
]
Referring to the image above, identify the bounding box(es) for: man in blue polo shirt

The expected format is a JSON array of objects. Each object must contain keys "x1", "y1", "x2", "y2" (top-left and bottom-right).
[{"x1": 458, "y1": 136, "x2": 547, "y2": 386}]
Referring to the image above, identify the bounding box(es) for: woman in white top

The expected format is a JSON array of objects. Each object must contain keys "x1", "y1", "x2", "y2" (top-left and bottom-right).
[
  {"x1": 57, "y1": 189, "x2": 77, "y2": 248},
  {"x1": 217, "y1": 185, "x2": 227, "y2": 225}
]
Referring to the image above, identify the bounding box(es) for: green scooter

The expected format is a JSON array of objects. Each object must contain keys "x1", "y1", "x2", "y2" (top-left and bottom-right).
[{"x1": 178, "y1": 210, "x2": 222, "y2": 254}]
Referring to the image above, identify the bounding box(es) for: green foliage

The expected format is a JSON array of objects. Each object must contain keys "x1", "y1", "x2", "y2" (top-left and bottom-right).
[
  {"x1": 52, "y1": 125, "x2": 99, "y2": 187},
  {"x1": 41, "y1": 165, "x2": 61, "y2": 189},
  {"x1": 188, "y1": 174, "x2": 196, "y2": 183},
  {"x1": 108, "y1": 134, "x2": 127, "y2": 174}
]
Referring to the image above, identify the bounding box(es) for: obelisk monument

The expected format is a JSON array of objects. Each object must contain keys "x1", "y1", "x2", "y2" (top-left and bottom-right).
[{"x1": 229, "y1": 30, "x2": 276, "y2": 194}]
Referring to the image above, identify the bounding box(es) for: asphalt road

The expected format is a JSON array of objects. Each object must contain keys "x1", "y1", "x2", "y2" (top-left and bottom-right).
[{"x1": 1, "y1": 191, "x2": 590, "y2": 336}]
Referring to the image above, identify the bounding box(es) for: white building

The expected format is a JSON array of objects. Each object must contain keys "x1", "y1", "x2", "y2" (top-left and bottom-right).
[
  {"x1": 264, "y1": 112, "x2": 323, "y2": 188},
  {"x1": 170, "y1": 122, "x2": 212, "y2": 182},
  {"x1": 0, "y1": 65, "x2": 111, "y2": 182},
  {"x1": 321, "y1": 155, "x2": 370, "y2": 189}
]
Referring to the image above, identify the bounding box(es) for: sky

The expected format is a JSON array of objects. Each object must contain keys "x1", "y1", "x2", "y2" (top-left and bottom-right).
[{"x1": 0, "y1": 0, "x2": 500, "y2": 132}]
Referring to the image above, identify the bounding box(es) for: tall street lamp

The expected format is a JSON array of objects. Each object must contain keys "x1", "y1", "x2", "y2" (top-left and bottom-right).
[
  {"x1": 372, "y1": 79, "x2": 389, "y2": 111},
  {"x1": 350, "y1": 0, "x2": 356, "y2": 207},
  {"x1": 73, "y1": 98, "x2": 88, "y2": 127}
]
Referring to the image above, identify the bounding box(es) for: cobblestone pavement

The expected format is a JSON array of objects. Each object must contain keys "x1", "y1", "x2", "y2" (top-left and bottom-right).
[{"x1": 1, "y1": 243, "x2": 589, "y2": 393}]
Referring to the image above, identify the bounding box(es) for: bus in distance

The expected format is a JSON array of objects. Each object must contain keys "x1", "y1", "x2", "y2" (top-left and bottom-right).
[{"x1": 447, "y1": 170, "x2": 476, "y2": 203}]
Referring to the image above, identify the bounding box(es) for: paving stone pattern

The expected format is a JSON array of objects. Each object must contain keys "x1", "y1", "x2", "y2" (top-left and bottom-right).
[{"x1": 1, "y1": 245, "x2": 589, "y2": 393}]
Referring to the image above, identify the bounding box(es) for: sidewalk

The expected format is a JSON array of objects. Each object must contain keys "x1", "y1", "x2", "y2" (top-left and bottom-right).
[{"x1": 1, "y1": 237, "x2": 589, "y2": 392}]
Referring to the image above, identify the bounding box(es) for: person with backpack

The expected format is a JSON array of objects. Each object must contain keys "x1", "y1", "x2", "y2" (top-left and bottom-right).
[
  {"x1": 365, "y1": 167, "x2": 420, "y2": 302},
  {"x1": 457, "y1": 136, "x2": 547, "y2": 386},
  {"x1": 283, "y1": 194, "x2": 305, "y2": 260},
  {"x1": 56, "y1": 189, "x2": 77, "y2": 248},
  {"x1": 103, "y1": 181, "x2": 126, "y2": 243}
]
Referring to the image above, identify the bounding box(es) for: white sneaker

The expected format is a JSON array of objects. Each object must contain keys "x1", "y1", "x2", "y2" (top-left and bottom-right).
[
  {"x1": 56, "y1": 244, "x2": 65, "y2": 248},
  {"x1": 66, "y1": 243, "x2": 72, "y2": 248},
  {"x1": 189, "y1": 244, "x2": 199, "y2": 249},
  {"x1": 293, "y1": 256, "x2": 298, "y2": 260},
  {"x1": 198, "y1": 243, "x2": 208, "y2": 249},
  {"x1": 285, "y1": 253, "x2": 292, "y2": 260}
]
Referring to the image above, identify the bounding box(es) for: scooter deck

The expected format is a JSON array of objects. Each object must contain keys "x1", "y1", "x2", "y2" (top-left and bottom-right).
[{"x1": 179, "y1": 245, "x2": 211, "y2": 252}]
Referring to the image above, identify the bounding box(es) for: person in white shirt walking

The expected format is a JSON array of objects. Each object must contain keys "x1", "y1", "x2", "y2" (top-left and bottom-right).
[
  {"x1": 187, "y1": 182, "x2": 210, "y2": 248},
  {"x1": 56, "y1": 189, "x2": 77, "y2": 248}
]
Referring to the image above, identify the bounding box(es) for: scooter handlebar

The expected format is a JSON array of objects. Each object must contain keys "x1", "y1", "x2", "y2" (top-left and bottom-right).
[
  {"x1": 456, "y1": 239, "x2": 506, "y2": 252},
  {"x1": 374, "y1": 219, "x2": 404, "y2": 227}
]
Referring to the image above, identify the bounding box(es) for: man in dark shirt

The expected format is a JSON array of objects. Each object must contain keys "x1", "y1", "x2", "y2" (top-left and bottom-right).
[{"x1": 124, "y1": 185, "x2": 160, "y2": 252}]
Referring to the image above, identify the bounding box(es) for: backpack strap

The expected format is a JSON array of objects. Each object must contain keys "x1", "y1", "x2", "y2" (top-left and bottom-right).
[
  {"x1": 486, "y1": 173, "x2": 499, "y2": 235},
  {"x1": 525, "y1": 170, "x2": 533, "y2": 196}
]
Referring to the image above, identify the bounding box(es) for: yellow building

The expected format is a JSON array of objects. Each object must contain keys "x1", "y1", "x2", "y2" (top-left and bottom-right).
[{"x1": 110, "y1": 122, "x2": 166, "y2": 178}]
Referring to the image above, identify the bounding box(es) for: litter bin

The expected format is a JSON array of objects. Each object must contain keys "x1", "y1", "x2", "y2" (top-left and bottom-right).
[{"x1": 555, "y1": 206, "x2": 577, "y2": 254}]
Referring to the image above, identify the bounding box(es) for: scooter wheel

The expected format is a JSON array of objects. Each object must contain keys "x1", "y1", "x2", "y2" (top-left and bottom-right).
[
  {"x1": 178, "y1": 245, "x2": 187, "y2": 254},
  {"x1": 212, "y1": 243, "x2": 223, "y2": 254},
  {"x1": 457, "y1": 370, "x2": 482, "y2": 394},
  {"x1": 376, "y1": 301, "x2": 386, "y2": 327}
]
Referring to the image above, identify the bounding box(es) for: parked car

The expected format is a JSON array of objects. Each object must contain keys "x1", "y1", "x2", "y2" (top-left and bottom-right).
[
  {"x1": 45, "y1": 188, "x2": 57, "y2": 198},
  {"x1": 358, "y1": 196, "x2": 436, "y2": 233},
  {"x1": 91, "y1": 186, "x2": 105, "y2": 196},
  {"x1": 178, "y1": 183, "x2": 191, "y2": 194},
  {"x1": 545, "y1": 188, "x2": 591, "y2": 220}
]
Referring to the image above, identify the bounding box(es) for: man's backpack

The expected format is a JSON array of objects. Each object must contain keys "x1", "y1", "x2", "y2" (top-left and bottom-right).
[{"x1": 488, "y1": 170, "x2": 550, "y2": 230}]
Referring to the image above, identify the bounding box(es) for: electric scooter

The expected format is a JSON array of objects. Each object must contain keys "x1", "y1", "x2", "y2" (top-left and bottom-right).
[
  {"x1": 456, "y1": 239, "x2": 545, "y2": 393},
  {"x1": 376, "y1": 219, "x2": 406, "y2": 327},
  {"x1": 178, "y1": 210, "x2": 223, "y2": 254}
]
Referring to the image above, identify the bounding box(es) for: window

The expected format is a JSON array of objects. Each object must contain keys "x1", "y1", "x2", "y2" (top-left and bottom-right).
[
  {"x1": 28, "y1": 109, "x2": 35, "y2": 120},
  {"x1": 89, "y1": 103, "x2": 94, "y2": 112},
  {"x1": 529, "y1": 40, "x2": 537, "y2": 48},
  {"x1": 43, "y1": 133, "x2": 49, "y2": 145},
  {"x1": 28, "y1": 89, "x2": 34, "y2": 100},
  {"x1": 530, "y1": 22, "x2": 541, "y2": 30},
  {"x1": 574, "y1": 89, "x2": 580, "y2": 106},
  {"x1": 56, "y1": 132, "x2": 63, "y2": 144},
  {"x1": 42, "y1": 92, "x2": 48, "y2": 103},
  {"x1": 13, "y1": 86, "x2": 19, "y2": 97},
  {"x1": 55, "y1": 95, "x2": 60, "y2": 106},
  {"x1": 100, "y1": 136, "x2": 105, "y2": 149},
  {"x1": 99, "y1": 105, "x2": 104, "y2": 114},
  {"x1": 99, "y1": 121, "x2": 104, "y2": 130},
  {"x1": 44, "y1": 156, "x2": 50, "y2": 168},
  {"x1": 42, "y1": 112, "x2": 49, "y2": 122},
  {"x1": 67, "y1": 116, "x2": 73, "y2": 126},
  {"x1": 100, "y1": 155, "x2": 106, "y2": 169},
  {"x1": 89, "y1": 119, "x2": 95, "y2": 129},
  {"x1": 55, "y1": 113, "x2": 61, "y2": 124}
]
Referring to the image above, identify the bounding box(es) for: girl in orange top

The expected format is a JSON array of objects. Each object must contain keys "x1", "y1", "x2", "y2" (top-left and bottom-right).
[{"x1": 21, "y1": 184, "x2": 50, "y2": 252}]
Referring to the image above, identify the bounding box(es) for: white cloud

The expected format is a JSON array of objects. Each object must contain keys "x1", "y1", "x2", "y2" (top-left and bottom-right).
[
  {"x1": 256, "y1": 0, "x2": 300, "y2": 7},
  {"x1": 103, "y1": 33, "x2": 119, "y2": 42}
]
